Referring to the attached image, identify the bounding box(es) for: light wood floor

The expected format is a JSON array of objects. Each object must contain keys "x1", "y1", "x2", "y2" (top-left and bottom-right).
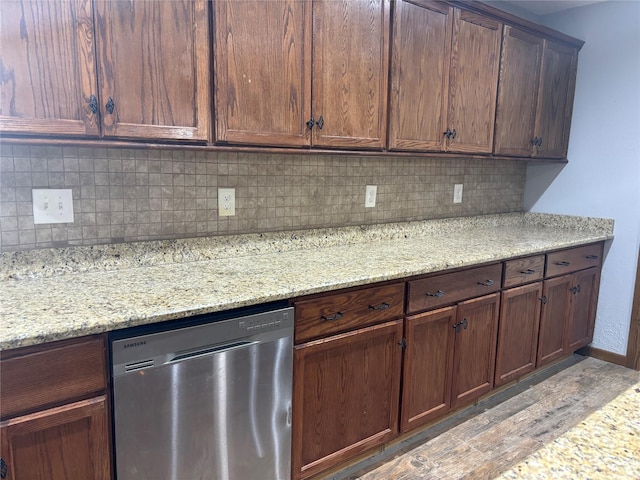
[{"x1": 328, "y1": 355, "x2": 640, "y2": 480}]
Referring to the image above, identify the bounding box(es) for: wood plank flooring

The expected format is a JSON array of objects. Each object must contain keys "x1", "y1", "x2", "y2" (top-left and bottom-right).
[{"x1": 327, "y1": 355, "x2": 640, "y2": 480}]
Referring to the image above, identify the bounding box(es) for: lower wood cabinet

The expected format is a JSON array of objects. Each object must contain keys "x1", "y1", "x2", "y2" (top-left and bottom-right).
[
  {"x1": 292, "y1": 320, "x2": 403, "y2": 480},
  {"x1": 0, "y1": 335, "x2": 111, "y2": 480},
  {"x1": 450, "y1": 293, "x2": 500, "y2": 409},
  {"x1": 494, "y1": 282, "x2": 543, "y2": 387},
  {"x1": 0, "y1": 396, "x2": 111, "y2": 480}
]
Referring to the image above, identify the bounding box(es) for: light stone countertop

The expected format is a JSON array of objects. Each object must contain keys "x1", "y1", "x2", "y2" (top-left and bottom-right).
[{"x1": 0, "y1": 213, "x2": 614, "y2": 351}]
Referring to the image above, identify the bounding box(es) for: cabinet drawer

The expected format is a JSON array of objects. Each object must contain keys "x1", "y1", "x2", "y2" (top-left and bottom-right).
[
  {"x1": 546, "y1": 243, "x2": 603, "y2": 277},
  {"x1": 503, "y1": 255, "x2": 545, "y2": 288},
  {"x1": 294, "y1": 283, "x2": 405, "y2": 343},
  {"x1": 0, "y1": 335, "x2": 107, "y2": 419},
  {"x1": 407, "y1": 264, "x2": 502, "y2": 314}
]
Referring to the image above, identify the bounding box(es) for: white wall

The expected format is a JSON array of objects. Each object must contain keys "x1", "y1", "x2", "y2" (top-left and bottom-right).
[{"x1": 525, "y1": 0, "x2": 640, "y2": 355}]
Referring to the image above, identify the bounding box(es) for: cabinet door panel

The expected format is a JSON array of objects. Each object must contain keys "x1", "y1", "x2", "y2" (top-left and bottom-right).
[
  {"x1": 567, "y1": 268, "x2": 599, "y2": 351},
  {"x1": 0, "y1": 396, "x2": 111, "y2": 480},
  {"x1": 312, "y1": 0, "x2": 390, "y2": 149},
  {"x1": 493, "y1": 26, "x2": 543, "y2": 157},
  {"x1": 447, "y1": 9, "x2": 501, "y2": 153},
  {"x1": 214, "y1": 0, "x2": 311, "y2": 147},
  {"x1": 0, "y1": 0, "x2": 99, "y2": 136},
  {"x1": 451, "y1": 293, "x2": 499, "y2": 409},
  {"x1": 401, "y1": 306, "x2": 456, "y2": 432},
  {"x1": 292, "y1": 319, "x2": 402, "y2": 480},
  {"x1": 94, "y1": 0, "x2": 210, "y2": 141},
  {"x1": 388, "y1": 0, "x2": 452, "y2": 151},
  {"x1": 537, "y1": 275, "x2": 572, "y2": 367},
  {"x1": 494, "y1": 283, "x2": 542, "y2": 387},
  {"x1": 534, "y1": 40, "x2": 578, "y2": 159}
]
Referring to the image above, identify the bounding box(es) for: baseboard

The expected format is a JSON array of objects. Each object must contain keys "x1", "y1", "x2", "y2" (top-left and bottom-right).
[{"x1": 577, "y1": 345, "x2": 627, "y2": 366}]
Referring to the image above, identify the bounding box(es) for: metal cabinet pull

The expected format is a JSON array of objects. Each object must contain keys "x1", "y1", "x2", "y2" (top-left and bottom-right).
[
  {"x1": 453, "y1": 318, "x2": 468, "y2": 332},
  {"x1": 451, "y1": 129, "x2": 457, "y2": 139},
  {"x1": 0, "y1": 457, "x2": 7, "y2": 479},
  {"x1": 555, "y1": 261, "x2": 570, "y2": 266},
  {"x1": 540, "y1": 295, "x2": 547, "y2": 304},
  {"x1": 427, "y1": 290, "x2": 445, "y2": 298},
  {"x1": 306, "y1": 117, "x2": 315, "y2": 130},
  {"x1": 478, "y1": 279, "x2": 494, "y2": 286},
  {"x1": 586, "y1": 255, "x2": 599, "y2": 260},
  {"x1": 570, "y1": 285, "x2": 582, "y2": 294},
  {"x1": 89, "y1": 94, "x2": 98, "y2": 114},
  {"x1": 443, "y1": 128, "x2": 452, "y2": 139},
  {"x1": 316, "y1": 116, "x2": 324, "y2": 130},
  {"x1": 106, "y1": 96, "x2": 115, "y2": 114},
  {"x1": 369, "y1": 302, "x2": 390, "y2": 311},
  {"x1": 321, "y1": 312, "x2": 343, "y2": 322},
  {"x1": 521, "y1": 269, "x2": 536, "y2": 275}
]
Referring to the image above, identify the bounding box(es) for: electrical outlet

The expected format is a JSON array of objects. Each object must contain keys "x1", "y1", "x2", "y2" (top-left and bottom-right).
[
  {"x1": 453, "y1": 184, "x2": 463, "y2": 204},
  {"x1": 32, "y1": 189, "x2": 74, "y2": 224},
  {"x1": 218, "y1": 188, "x2": 236, "y2": 216},
  {"x1": 365, "y1": 185, "x2": 377, "y2": 208}
]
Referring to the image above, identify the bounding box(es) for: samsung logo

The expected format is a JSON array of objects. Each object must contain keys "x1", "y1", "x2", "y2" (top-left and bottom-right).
[{"x1": 123, "y1": 341, "x2": 147, "y2": 349}]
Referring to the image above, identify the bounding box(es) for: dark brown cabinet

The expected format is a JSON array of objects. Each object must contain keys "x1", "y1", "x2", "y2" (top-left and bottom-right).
[
  {"x1": 214, "y1": 0, "x2": 390, "y2": 150},
  {"x1": 401, "y1": 306, "x2": 456, "y2": 431},
  {"x1": 0, "y1": 335, "x2": 111, "y2": 480},
  {"x1": 0, "y1": 0, "x2": 210, "y2": 141},
  {"x1": 495, "y1": 27, "x2": 578, "y2": 159},
  {"x1": 292, "y1": 320, "x2": 402, "y2": 480},
  {"x1": 450, "y1": 293, "x2": 500, "y2": 409}
]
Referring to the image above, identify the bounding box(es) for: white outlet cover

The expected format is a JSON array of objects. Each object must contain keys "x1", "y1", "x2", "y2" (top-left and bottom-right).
[
  {"x1": 218, "y1": 188, "x2": 236, "y2": 216},
  {"x1": 32, "y1": 189, "x2": 74, "y2": 224},
  {"x1": 453, "y1": 184, "x2": 463, "y2": 204},
  {"x1": 365, "y1": 185, "x2": 377, "y2": 208}
]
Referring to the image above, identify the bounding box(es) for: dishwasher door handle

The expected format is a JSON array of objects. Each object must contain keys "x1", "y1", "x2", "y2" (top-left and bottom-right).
[{"x1": 169, "y1": 340, "x2": 256, "y2": 364}]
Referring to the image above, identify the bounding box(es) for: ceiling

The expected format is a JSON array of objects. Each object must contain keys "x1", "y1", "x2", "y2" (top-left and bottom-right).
[{"x1": 502, "y1": 0, "x2": 607, "y2": 17}]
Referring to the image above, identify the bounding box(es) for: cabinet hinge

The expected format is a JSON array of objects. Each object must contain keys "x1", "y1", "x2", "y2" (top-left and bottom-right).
[{"x1": 398, "y1": 338, "x2": 407, "y2": 350}]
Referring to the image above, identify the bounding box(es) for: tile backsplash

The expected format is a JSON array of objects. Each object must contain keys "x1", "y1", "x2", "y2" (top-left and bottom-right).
[{"x1": 0, "y1": 145, "x2": 526, "y2": 252}]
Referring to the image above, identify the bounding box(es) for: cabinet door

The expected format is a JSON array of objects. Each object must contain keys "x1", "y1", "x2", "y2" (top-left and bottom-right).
[
  {"x1": 567, "y1": 268, "x2": 600, "y2": 351},
  {"x1": 450, "y1": 293, "x2": 500, "y2": 409},
  {"x1": 401, "y1": 306, "x2": 456, "y2": 432},
  {"x1": 311, "y1": 0, "x2": 390, "y2": 150},
  {"x1": 537, "y1": 275, "x2": 572, "y2": 367},
  {"x1": 494, "y1": 283, "x2": 542, "y2": 387},
  {"x1": 0, "y1": 0, "x2": 99, "y2": 136},
  {"x1": 388, "y1": 0, "x2": 452, "y2": 152},
  {"x1": 292, "y1": 319, "x2": 402, "y2": 480},
  {"x1": 94, "y1": 0, "x2": 210, "y2": 141},
  {"x1": 446, "y1": 9, "x2": 501, "y2": 153},
  {"x1": 534, "y1": 40, "x2": 578, "y2": 159},
  {"x1": 493, "y1": 26, "x2": 543, "y2": 157},
  {"x1": 0, "y1": 396, "x2": 111, "y2": 480},
  {"x1": 214, "y1": 0, "x2": 311, "y2": 147}
]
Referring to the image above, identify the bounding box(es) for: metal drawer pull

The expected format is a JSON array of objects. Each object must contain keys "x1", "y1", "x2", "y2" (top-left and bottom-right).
[
  {"x1": 555, "y1": 261, "x2": 570, "y2": 266},
  {"x1": 369, "y1": 302, "x2": 390, "y2": 311},
  {"x1": 521, "y1": 269, "x2": 536, "y2": 275},
  {"x1": 321, "y1": 312, "x2": 343, "y2": 322},
  {"x1": 586, "y1": 255, "x2": 599, "y2": 260},
  {"x1": 478, "y1": 279, "x2": 494, "y2": 286},
  {"x1": 426, "y1": 290, "x2": 445, "y2": 298}
]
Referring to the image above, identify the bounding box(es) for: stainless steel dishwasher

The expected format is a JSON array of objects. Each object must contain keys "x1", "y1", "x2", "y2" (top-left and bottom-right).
[{"x1": 110, "y1": 304, "x2": 294, "y2": 480}]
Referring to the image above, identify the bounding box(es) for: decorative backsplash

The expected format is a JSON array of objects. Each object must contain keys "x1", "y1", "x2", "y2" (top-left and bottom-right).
[{"x1": 0, "y1": 145, "x2": 526, "y2": 252}]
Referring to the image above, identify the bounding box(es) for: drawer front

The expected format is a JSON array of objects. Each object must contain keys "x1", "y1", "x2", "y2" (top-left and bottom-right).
[
  {"x1": 546, "y1": 243, "x2": 603, "y2": 277},
  {"x1": 0, "y1": 335, "x2": 107, "y2": 419},
  {"x1": 503, "y1": 255, "x2": 545, "y2": 288},
  {"x1": 294, "y1": 283, "x2": 405, "y2": 343},
  {"x1": 407, "y1": 263, "x2": 502, "y2": 314}
]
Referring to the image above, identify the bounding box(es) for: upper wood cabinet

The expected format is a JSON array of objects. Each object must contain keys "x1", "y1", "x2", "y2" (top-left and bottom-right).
[
  {"x1": 94, "y1": 0, "x2": 210, "y2": 141},
  {"x1": 389, "y1": 2, "x2": 501, "y2": 153},
  {"x1": 214, "y1": 0, "x2": 390, "y2": 150},
  {"x1": 388, "y1": 0, "x2": 452, "y2": 152},
  {"x1": 0, "y1": 0, "x2": 100, "y2": 137},
  {"x1": 446, "y1": 9, "x2": 502, "y2": 153},
  {"x1": 213, "y1": 0, "x2": 311, "y2": 147},
  {"x1": 494, "y1": 27, "x2": 578, "y2": 159},
  {"x1": 0, "y1": 0, "x2": 210, "y2": 142},
  {"x1": 534, "y1": 40, "x2": 578, "y2": 159}
]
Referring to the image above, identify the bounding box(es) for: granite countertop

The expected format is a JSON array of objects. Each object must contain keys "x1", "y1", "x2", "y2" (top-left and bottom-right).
[{"x1": 0, "y1": 212, "x2": 614, "y2": 351}]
